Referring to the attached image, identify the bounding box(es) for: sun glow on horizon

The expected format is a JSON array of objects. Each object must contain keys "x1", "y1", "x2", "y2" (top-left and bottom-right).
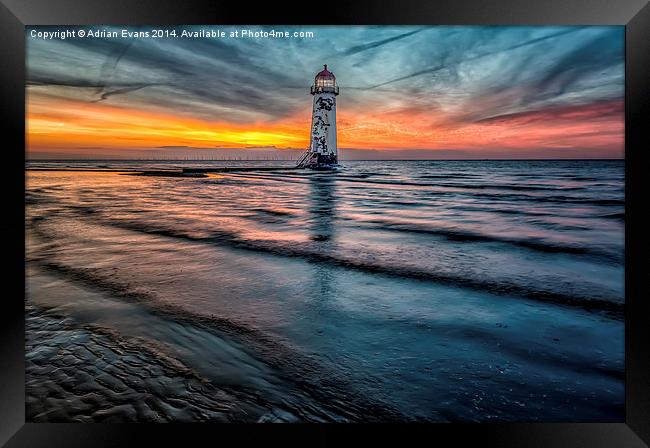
[{"x1": 27, "y1": 93, "x2": 623, "y2": 157}]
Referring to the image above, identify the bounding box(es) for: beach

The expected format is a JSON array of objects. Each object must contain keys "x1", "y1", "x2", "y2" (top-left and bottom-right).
[
  {"x1": 27, "y1": 302, "x2": 249, "y2": 423},
  {"x1": 25, "y1": 160, "x2": 625, "y2": 422}
]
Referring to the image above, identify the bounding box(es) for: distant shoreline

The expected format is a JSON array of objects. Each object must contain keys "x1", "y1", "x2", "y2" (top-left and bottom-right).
[{"x1": 26, "y1": 158, "x2": 625, "y2": 162}]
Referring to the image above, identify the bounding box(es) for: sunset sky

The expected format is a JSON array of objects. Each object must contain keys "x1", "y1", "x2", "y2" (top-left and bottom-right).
[{"x1": 26, "y1": 25, "x2": 624, "y2": 159}]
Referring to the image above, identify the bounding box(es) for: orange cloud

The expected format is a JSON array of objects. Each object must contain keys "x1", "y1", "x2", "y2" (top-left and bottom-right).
[
  {"x1": 27, "y1": 94, "x2": 310, "y2": 150},
  {"x1": 26, "y1": 92, "x2": 623, "y2": 157}
]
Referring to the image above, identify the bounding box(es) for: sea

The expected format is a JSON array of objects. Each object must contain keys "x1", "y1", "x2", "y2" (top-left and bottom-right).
[{"x1": 25, "y1": 159, "x2": 625, "y2": 422}]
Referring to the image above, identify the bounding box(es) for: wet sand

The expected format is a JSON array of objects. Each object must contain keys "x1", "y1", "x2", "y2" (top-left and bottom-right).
[
  {"x1": 25, "y1": 264, "x2": 394, "y2": 423},
  {"x1": 25, "y1": 304, "x2": 277, "y2": 422}
]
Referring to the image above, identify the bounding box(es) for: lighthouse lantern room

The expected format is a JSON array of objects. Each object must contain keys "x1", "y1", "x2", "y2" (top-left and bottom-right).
[{"x1": 297, "y1": 65, "x2": 340, "y2": 169}]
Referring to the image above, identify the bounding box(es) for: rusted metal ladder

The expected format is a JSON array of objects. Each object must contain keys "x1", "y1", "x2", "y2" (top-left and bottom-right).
[{"x1": 295, "y1": 150, "x2": 314, "y2": 168}]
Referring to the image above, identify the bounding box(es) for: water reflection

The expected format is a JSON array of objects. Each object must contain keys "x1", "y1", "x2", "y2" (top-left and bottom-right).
[
  {"x1": 307, "y1": 173, "x2": 337, "y2": 242},
  {"x1": 306, "y1": 174, "x2": 339, "y2": 310}
]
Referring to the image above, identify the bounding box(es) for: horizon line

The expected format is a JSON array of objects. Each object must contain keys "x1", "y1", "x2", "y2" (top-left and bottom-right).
[{"x1": 26, "y1": 158, "x2": 625, "y2": 162}]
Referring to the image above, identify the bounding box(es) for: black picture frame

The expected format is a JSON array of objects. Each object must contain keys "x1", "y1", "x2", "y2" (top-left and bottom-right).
[{"x1": 1, "y1": 0, "x2": 648, "y2": 445}]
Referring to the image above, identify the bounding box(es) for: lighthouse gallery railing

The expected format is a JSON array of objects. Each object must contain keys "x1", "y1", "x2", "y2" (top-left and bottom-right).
[{"x1": 310, "y1": 85, "x2": 339, "y2": 95}]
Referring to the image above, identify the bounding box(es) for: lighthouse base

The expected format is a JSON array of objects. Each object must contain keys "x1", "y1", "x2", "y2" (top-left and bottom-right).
[{"x1": 296, "y1": 151, "x2": 339, "y2": 170}]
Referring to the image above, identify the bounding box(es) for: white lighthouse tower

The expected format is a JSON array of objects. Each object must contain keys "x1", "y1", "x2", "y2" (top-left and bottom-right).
[{"x1": 296, "y1": 64, "x2": 339, "y2": 169}]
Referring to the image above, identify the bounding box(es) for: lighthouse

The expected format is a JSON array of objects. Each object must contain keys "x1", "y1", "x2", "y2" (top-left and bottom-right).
[{"x1": 296, "y1": 65, "x2": 340, "y2": 169}]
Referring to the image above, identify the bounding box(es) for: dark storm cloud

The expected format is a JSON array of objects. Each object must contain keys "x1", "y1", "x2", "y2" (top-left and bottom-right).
[
  {"x1": 365, "y1": 28, "x2": 582, "y2": 89},
  {"x1": 474, "y1": 98, "x2": 623, "y2": 125},
  {"x1": 26, "y1": 26, "x2": 624, "y2": 125},
  {"x1": 528, "y1": 31, "x2": 624, "y2": 99},
  {"x1": 92, "y1": 84, "x2": 157, "y2": 102},
  {"x1": 338, "y1": 28, "x2": 426, "y2": 56},
  {"x1": 455, "y1": 28, "x2": 624, "y2": 122},
  {"x1": 96, "y1": 40, "x2": 134, "y2": 93},
  {"x1": 27, "y1": 75, "x2": 110, "y2": 89},
  {"x1": 26, "y1": 26, "x2": 305, "y2": 120}
]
